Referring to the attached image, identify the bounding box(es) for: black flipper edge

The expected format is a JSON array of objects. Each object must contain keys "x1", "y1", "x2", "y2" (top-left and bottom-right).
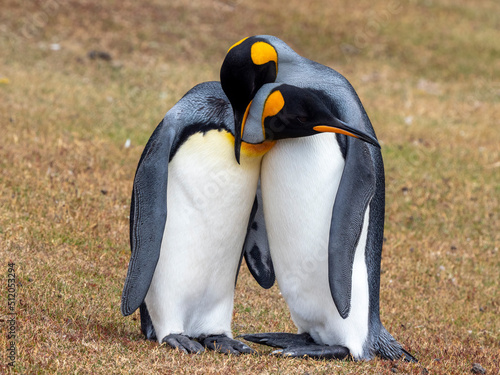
[
  {"x1": 121, "y1": 120, "x2": 175, "y2": 316},
  {"x1": 328, "y1": 139, "x2": 376, "y2": 319}
]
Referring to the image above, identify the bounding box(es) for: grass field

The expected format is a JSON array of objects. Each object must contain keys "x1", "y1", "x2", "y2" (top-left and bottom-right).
[{"x1": 1, "y1": 0, "x2": 499, "y2": 373}]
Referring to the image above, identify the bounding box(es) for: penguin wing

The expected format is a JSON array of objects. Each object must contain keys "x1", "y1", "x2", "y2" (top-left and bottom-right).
[
  {"x1": 328, "y1": 138, "x2": 376, "y2": 319},
  {"x1": 121, "y1": 119, "x2": 175, "y2": 316},
  {"x1": 240, "y1": 181, "x2": 275, "y2": 289}
]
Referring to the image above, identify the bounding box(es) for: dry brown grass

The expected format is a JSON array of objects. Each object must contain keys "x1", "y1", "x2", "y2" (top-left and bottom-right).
[{"x1": 1, "y1": 0, "x2": 498, "y2": 373}]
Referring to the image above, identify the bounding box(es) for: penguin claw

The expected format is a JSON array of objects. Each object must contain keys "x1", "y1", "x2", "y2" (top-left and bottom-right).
[
  {"x1": 278, "y1": 345, "x2": 350, "y2": 360},
  {"x1": 240, "y1": 332, "x2": 315, "y2": 349},
  {"x1": 200, "y1": 334, "x2": 256, "y2": 355},
  {"x1": 161, "y1": 333, "x2": 205, "y2": 354}
]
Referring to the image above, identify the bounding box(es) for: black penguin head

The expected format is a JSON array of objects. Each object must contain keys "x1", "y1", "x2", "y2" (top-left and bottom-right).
[
  {"x1": 260, "y1": 84, "x2": 381, "y2": 147},
  {"x1": 220, "y1": 36, "x2": 278, "y2": 162}
]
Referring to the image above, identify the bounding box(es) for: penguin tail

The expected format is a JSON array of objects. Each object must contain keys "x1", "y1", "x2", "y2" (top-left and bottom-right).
[
  {"x1": 374, "y1": 326, "x2": 418, "y2": 363},
  {"x1": 139, "y1": 302, "x2": 157, "y2": 341}
]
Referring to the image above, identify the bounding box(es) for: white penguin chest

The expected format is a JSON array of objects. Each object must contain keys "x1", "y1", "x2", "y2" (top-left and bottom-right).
[
  {"x1": 163, "y1": 130, "x2": 263, "y2": 270},
  {"x1": 144, "y1": 129, "x2": 263, "y2": 339},
  {"x1": 261, "y1": 133, "x2": 344, "y2": 279},
  {"x1": 260, "y1": 133, "x2": 371, "y2": 358}
]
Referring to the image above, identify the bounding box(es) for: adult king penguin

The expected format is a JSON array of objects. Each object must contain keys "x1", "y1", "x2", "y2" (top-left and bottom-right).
[
  {"x1": 121, "y1": 80, "x2": 378, "y2": 355},
  {"x1": 220, "y1": 36, "x2": 417, "y2": 361}
]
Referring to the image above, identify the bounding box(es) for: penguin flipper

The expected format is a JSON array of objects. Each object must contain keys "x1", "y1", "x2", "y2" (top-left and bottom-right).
[
  {"x1": 240, "y1": 181, "x2": 275, "y2": 289},
  {"x1": 121, "y1": 119, "x2": 175, "y2": 316},
  {"x1": 329, "y1": 139, "x2": 376, "y2": 319}
]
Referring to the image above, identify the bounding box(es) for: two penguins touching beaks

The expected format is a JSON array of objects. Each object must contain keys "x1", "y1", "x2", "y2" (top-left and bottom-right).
[{"x1": 121, "y1": 35, "x2": 417, "y2": 362}]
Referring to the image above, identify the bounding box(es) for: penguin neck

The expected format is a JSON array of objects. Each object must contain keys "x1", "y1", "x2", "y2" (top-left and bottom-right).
[
  {"x1": 224, "y1": 132, "x2": 276, "y2": 159},
  {"x1": 241, "y1": 140, "x2": 276, "y2": 157}
]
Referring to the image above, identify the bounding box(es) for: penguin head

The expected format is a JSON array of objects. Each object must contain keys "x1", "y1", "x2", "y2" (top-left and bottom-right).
[
  {"x1": 244, "y1": 83, "x2": 381, "y2": 147},
  {"x1": 221, "y1": 36, "x2": 279, "y2": 162}
]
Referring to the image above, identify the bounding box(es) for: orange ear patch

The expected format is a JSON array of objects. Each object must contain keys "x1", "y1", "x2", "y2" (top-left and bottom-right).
[
  {"x1": 262, "y1": 90, "x2": 285, "y2": 136},
  {"x1": 250, "y1": 42, "x2": 278, "y2": 66},
  {"x1": 263, "y1": 90, "x2": 285, "y2": 121}
]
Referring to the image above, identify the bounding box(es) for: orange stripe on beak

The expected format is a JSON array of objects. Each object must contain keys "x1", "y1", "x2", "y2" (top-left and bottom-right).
[{"x1": 313, "y1": 125, "x2": 360, "y2": 139}]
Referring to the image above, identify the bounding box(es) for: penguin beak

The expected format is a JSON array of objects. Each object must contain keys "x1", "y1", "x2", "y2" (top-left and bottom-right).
[
  {"x1": 234, "y1": 113, "x2": 243, "y2": 164},
  {"x1": 313, "y1": 119, "x2": 380, "y2": 148},
  {"x1": 234, "y1": 101, "x2": 253, "y2": 164}
]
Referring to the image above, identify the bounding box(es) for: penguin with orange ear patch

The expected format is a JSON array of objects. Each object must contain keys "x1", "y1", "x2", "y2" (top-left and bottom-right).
[
  {"x1": 221, "y1": 35, "x2": 417, "y2": 362},
  {"x1": 120, "y1": 79, "x2": 377, "y2": 355}
]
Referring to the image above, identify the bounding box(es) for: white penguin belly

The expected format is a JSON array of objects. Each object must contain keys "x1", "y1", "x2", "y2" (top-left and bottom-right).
[
  {"x1": 261, "y1": 134, "x2": 370, "y2": 359},
  {"x1": 145, "y1": 130, "x2": 261, "y2": 341}
]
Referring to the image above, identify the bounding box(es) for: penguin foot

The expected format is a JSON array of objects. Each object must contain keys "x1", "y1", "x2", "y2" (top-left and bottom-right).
[
  {"x1": 241, "y1": 332, "x2": 349, "y2": 360},
  {"x1": 271, "y1": 345, "x2": 350, "y2": 360},
  {"x1": 200, "y1": 334, "x2": 256, "y2": 355},
  {"x1": 161, "y1": 333, "x2": 205, "y2": 354},
  {"x1": 240, "y1": 332, "x2": 315, "y2": 348}
]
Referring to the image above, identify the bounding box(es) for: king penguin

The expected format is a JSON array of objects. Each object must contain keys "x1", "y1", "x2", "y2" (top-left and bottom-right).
[
  {"x1": 120, "y1": 80, "x2": 377, "y2": 355},
  {"x1": 220, "y1": 35, "x2": 417, "y2": 361}
]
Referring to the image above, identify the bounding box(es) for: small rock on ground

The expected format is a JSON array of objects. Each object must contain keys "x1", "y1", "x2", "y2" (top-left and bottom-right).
[{"x1": 471, "y1": 363, "x2": 486, "y2": 374}]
